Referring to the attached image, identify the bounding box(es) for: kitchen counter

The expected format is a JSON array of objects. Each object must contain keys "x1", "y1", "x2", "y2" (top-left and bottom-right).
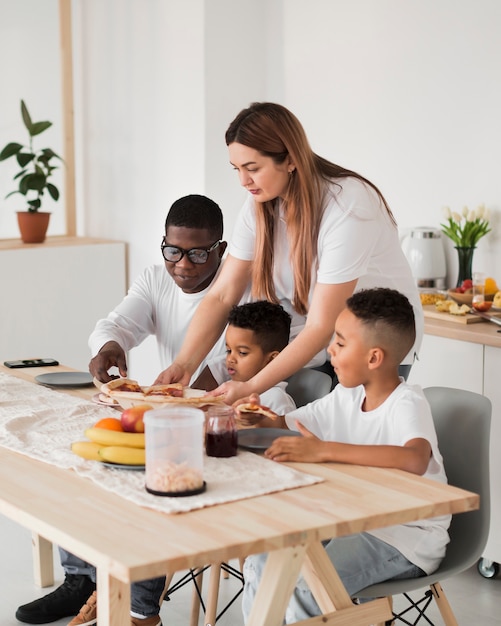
[{"x1": 423, "y1": 314, "x2": 501, "y2": 348}]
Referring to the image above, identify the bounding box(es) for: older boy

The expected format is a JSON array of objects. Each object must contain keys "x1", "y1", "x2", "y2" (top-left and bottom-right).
[{"x1": 236, "y1": 288, "x2": 450, "y2": 623}]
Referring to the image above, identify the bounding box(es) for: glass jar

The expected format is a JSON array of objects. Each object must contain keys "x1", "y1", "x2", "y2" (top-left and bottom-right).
[
  {"x1": 144, "y1": 406, "x2": 206, "y2": 497},
  {"x1": 205, "y1": 405, "x2": 238, "y2": 458}
]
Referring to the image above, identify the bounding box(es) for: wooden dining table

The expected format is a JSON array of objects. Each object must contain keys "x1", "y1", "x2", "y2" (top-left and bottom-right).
[{"x1": 0, "y1": 363, "x2": 479, "y2": 626}]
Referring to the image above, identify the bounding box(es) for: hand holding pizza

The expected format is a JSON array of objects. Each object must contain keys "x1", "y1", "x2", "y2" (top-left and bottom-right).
[
  {"x1": 234, "y1": 394, "x2": 282, "y2": 428},
  {"x1": 89, "y1": 341, "x2": 128, "y2": 383}
]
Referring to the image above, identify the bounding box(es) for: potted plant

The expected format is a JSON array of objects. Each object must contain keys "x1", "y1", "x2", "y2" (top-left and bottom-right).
[{"x1": 0, "y1": 99, "x2": 62, "y2": 243}]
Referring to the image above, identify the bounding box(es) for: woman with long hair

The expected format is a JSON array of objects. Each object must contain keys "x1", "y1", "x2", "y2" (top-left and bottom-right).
[{"x1": 157, "y1": 102, "x2": 422, "y2": 402}]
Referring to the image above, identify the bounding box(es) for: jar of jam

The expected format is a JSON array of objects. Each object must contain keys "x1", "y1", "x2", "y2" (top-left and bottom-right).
[{"x1": 205, "y1": 405, "x2": 238, "y2": 458}]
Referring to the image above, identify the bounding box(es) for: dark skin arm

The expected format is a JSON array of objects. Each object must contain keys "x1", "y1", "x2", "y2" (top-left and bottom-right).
[
  {"x1": 235, "y1": 395, "x2": 432, "y2": 476},
  {"x1": 265, "y1": 420, "x2": 432, "y2": 475},
  {"x1": 88, "y1": 340, "x2": 127, "y2": 383}
]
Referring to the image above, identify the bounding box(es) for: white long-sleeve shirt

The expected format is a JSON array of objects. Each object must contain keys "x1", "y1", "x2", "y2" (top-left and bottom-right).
[{"x1": 88, "y1": 264, "x2": 227, "y2": 384}]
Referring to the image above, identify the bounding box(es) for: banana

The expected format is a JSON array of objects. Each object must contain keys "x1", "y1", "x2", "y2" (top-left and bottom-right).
[
  {"x1": 98, "y1": 446, "x2": 146, "y2": 465},
  {"x1": 84, "y1": 427, "x2": 145, "y2": 449},
  {"x1": 71, "y1": 441, "x2": 104, "y2": 461}
]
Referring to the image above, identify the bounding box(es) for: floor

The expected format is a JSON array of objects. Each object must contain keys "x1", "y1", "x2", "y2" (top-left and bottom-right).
[{"x1": 1, "y1": 512, "x2": 500, "y2": 625}]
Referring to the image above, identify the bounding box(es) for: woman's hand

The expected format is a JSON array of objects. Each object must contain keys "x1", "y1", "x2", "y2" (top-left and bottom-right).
[
  {"x1": 264, "y1": 420, "x2": 326, "y2": 462},
  {"x1": 208, "y1": 380, "x2": 254, "y2": 405},
  {"x1": 154, "y1": 363, "x2": 192, "y2": 386}
]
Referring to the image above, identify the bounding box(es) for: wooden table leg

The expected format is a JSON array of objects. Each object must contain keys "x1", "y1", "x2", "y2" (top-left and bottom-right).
[
  {"x1": 246, "y1": 544, "x2": 308, "y2": 626},
  {"x1": 96, "y1": 569, "x2": 130, "y2": 626},
  {"x1": 299, "y1": 541, "x2": 393, "y2": 625},
  {"x1": 32, "y1": 533, "x2": 54, "y2": 588}
]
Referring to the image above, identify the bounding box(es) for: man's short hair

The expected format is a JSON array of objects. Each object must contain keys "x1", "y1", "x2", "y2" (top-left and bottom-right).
[
  {"x1": 227, "y1": 300, "x2": 292, "y2": 354},
  {"x1": 165, "y1": 195, "x2": 224, "y2": 240},
  {"x1": 346, "y1": 288, "x2": 416, "y2": 364}
]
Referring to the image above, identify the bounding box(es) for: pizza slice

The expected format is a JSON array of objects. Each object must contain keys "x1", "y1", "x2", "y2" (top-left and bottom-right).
[
  {"x1": 143, "y1": 383, "x2": 184, "y2": 398},
  {"x1": 100, "y1": 378, "x2": 146, "y2": 400},
  {"x1": 236, "y1": 402, "x2": 279, "y2": 420}
]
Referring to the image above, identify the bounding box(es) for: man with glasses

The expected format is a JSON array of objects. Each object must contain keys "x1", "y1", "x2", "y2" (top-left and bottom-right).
[{"x1": 15, "y1": 195, "x2": 231, "y2": 626}]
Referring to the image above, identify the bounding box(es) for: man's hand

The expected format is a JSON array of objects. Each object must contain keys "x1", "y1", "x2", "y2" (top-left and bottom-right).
[
  {"x1": 89, "y1": 341, "x2": 127, "y2": 383},
  {"x1": 264, "y1": 420, "x2": 325, "y2": 462}
]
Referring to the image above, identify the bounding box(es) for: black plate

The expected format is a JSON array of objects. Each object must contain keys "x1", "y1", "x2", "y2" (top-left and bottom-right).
[
  {"x1": 237, "y1": 428, "x2": 300, "y2": 451},
  {"x1": 35, "y1": 372, "x2": 94, "y2": 388}
]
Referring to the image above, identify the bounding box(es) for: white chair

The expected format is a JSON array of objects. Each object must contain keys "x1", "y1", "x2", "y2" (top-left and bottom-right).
[
  {"x1": 356, "y1": 386, "x2": 492, "y2": 626},
  {"x1": 286, "y1": 368, "x2": 332, "y2": 407}
]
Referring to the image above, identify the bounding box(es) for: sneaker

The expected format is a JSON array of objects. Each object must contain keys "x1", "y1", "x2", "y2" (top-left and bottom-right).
[
  {"x1": 67, "y1": 591, "x2": 97, "y2": 625},
  {"x1": 130, "y1": 617, "x2": 162, "y2": 626},
  {"x1": 15, "y1": 574, "x2": 96, "y2": 624}
]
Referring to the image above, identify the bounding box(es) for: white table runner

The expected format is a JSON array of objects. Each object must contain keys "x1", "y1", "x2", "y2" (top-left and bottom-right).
[{"x1": 0, "y1": 372, "x2": 322, "y2": 514}]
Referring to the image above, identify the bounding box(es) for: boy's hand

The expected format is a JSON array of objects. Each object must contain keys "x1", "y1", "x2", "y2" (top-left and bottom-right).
[
  {"x1": 265, "y1": 420, "x2": 326, "y2": 462},
  {"x1": 233, "y1": 393, "x2": 265, "y2": 427}
]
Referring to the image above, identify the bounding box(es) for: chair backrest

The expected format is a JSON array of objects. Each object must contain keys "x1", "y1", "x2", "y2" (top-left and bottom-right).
[
  {"x1": 285, "y1": 368, "x2": 332, "y2": 408},
  {"x1": 423, "y1": 386, "x2": 491, "y2": 574}
]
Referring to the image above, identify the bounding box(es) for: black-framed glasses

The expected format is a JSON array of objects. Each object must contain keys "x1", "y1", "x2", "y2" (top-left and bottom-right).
[{"x1": 160, "y1": 238, "x2": 221, "y2": 264}]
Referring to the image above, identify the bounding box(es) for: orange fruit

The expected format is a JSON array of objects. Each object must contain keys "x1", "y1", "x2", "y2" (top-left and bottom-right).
[
  {"x1": 484, "y1": 277, "x2": 498, "y2": 295},
  {"x1": 93, "y1": 417, "x2": 124, "y2": 431}
]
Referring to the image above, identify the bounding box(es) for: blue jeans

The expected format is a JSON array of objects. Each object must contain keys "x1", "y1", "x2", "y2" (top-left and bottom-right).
[
  {"x1": 241, "y1": 532, "x2": 424, "y2": 623},
  {"x1": 59, "y1": 548, "x2": 165, "y2": 617}
]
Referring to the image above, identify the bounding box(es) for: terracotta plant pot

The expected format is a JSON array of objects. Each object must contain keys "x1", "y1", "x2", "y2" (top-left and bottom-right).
[{"x1": 16, "y1": 211, "x2": 51, "y2": 244}]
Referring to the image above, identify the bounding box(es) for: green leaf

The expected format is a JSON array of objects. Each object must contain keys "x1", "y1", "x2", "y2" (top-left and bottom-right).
[
  {"x1": 0, "y1": 142, "x2": 23, "y2": 160},
  {"x1": 20, "y1": 172, "x2": 46, "y2": 193},
  {"x1": 47, "y1": 183, "x2": 60, "y2": 201},
  {"x1": 21, "y1": 100, "x2": 32, "y2": 130},
  {"x1": 17, "y1": 152, "x2": 35, "y2": 167},
  {"x1": 5, "y1": 190, "x2": 21, "y2": 199},
  {"x1": 14, "y1": 169, "x2": 27, "y2": 180},
  {"x1": 41, "y1": 148, "x2": 60, "y2": 159},
  {"x1": 28, "y1": 198, "x2": 41, "y2": 210},
  {"x1": 30, "y1": 121, "x2": 52, "y2": 137}
]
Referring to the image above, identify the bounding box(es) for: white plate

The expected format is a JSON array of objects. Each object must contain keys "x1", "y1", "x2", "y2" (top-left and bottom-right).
[
  {"x1": 102, "y1": 462, "x2": 145, "y2": 471},
  {"x1": 91, "y1": 392, "x2": 121, "y2": 408},
  {"x1": 237, "y1": 428, "x2": 300, "y2": 451},
  {"x1": 35, "y1": 372, "x2": 94, "y2": 388}
]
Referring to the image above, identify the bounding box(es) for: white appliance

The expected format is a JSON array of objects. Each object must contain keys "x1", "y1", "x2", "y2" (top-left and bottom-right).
[{"x1": 401, "y1": 227, "x2": 447, "y2": 289}]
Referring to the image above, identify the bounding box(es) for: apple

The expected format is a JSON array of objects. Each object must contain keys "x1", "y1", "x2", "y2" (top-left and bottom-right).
[{"x1": 120, "y1": 404, "x2": 153, "y2": 433}]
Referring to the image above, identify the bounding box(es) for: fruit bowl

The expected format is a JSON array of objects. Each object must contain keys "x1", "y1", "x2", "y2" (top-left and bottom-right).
[{"x1": 447, "y1": 289, "x2": 494, "y2": 306}]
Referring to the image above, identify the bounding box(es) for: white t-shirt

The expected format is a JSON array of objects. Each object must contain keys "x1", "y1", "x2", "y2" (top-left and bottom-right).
[
  {"x1": 88, "y1": 264, "x2": 227, "y2": 384},
  {"x1": 228, "y1": 178, "x2": 423, "y2": 365},
  {"x1": 284, "y1": 381, "x2": 451, "y2": 574}
]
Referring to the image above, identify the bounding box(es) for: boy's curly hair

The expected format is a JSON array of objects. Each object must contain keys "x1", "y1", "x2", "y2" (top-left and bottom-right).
[
  {"x1": 227, "y1": 300, "x2": 292, "y2": 354},
  {"x1": 346, "y1": 288, "x2": 416, "y2": 364}
]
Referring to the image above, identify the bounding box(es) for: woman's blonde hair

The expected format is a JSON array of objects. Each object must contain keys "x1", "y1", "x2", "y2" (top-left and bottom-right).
[{"x1": 225, "y1": 102, "x2": 396, "y2": 315}]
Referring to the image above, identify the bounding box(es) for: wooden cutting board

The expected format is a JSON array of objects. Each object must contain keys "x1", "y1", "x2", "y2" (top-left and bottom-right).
[{"x1": 423, "y1": 305, "x2": 501, "y2": 325}]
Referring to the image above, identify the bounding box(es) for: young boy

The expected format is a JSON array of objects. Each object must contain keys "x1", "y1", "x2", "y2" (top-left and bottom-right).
[
  {"x1": 236, "y1": 288, "x2": 451, "y2": 623},
  {"x1": 204, "y1": 300, "x2": 296, "y2": 415}
]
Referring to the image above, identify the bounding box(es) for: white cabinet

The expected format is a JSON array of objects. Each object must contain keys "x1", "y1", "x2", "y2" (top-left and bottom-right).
[
  {"x1": 0, "y1": 237, "x2": 126, "y2": 371},
  {"x1": 408, "y1": 334, "x2": 484, "y2": 393},
  {"x1": 483, "y1": 346, "x2": 501, "y2": 566}
]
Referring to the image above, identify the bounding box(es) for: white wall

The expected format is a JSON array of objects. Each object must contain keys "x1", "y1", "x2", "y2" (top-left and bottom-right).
[
  {"x1": 0, "y1": 0, "x2": 66, "y2": 238},
  {"x1": 282, "y1": 0, "x2": 501, "y2": 284},
  {"x1": 2, "y1": 0, "x2": 500, "y2": 380}
]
